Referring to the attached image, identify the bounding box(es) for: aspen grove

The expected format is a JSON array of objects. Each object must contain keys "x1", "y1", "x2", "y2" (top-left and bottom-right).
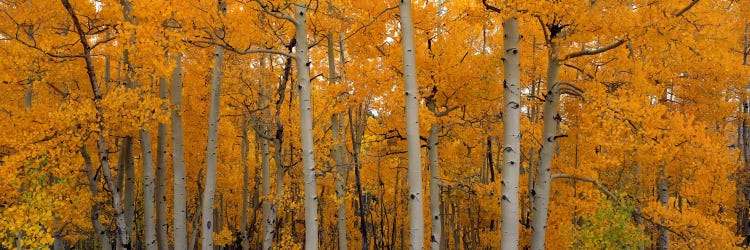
[{"x1": 2, "y1": 0, "x2": 750, "y2": 249}]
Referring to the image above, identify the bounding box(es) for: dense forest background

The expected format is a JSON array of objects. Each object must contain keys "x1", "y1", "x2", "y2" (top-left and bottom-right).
[{"x1": 0, "y1": 0, "x2": 748, "y2": 249}]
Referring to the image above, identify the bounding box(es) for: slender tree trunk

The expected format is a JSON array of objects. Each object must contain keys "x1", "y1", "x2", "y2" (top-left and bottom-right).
[
  {"x1": 530, "y1": 44, "x2": 561, "y2": 250},
  {"x1": 526, "y1": 146, "x2": 535, "y2": 232},
  {"x1": 24, "y1": 80, "x2": 32, "y2": 108},
  {"x1": 349, "y1": 107, "x2": 368, "y2": 250},
  {"x1": 450, "y1": 201, "x2": 459, "y2": 250},
  {"x1": 261, "y1": 55, "x2": 280, "y2": 250},
  {"x1": 60, "y1": 0, "x2": 130, "y2": 247},
  {"x1": 500, "y1": 17, "x2": 521, "y2": 250},
  {"x1": 155, "y1": 75, "x2": 169, "y2": 250},
  {"x1": 399, "y1": 1, "x2": 425, "y2": 248},
  {"x1": 391, "y1": 167, "x2": 401, "y2": 249},
  {"x1": 293, "y1": 3, "x2": 319, "y2": 249},
  {"x1": 328, "y1": 31, "x2": 349, "y2": 250},
  {"x1": 439, "y1": 191, "x2": 448, "y2": 250},
  {"x1": 104, "y1": 40, "x2": 111, "y2": 92},
  {"x1": 171, "y1": 53, "x2": 189, "y2": 250},
  {"x1": 83, "y1": 147, "x2": 113, "y2": 250},
  {"x1": 249, "y1": 146, "x2": 262, "y2": 249},
  {"x1": 241, "y1": 119, "x2": 251, "y2": 250},
  {"x1": 740, "y1": 23, "x2": 750, "y2": 245},
  {"x1": 658, "y1": 166, "x2": 669, "y2": 250},
  {"x1": 202, "y1": 40, "x2": 225, "y2": 250},
  {"x1": 123, "y1": 136, "x2": 135, "y2": 242},
  {"x1": 120, "y1": 0, "x2": 137, "y2": 240},
  {"x1": 742, "y1": 105, "x2": 750, "y2": 245},
  {"x1": 428, "y1": 124, "x2": 441, "y2": 250},
  {"x1": 140, "y1": 130, "x2": 157, "y2": 250}
]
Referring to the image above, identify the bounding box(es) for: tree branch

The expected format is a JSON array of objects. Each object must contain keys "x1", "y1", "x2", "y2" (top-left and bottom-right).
[
  {"x1": 252, "y1": 0, "x2": 298, "y2": 25},
  {"x1": 562, "y1": 63, "x2": 594, "y2": 79},
  {"x1": 237, "y1": 48, "x2": 295, "y2": 59},
  {"x1": 434, "y1": 105, "x2": 460, "y2": 117},
  {"x1": 482, "y1": 0, "x2": 502, "y2": 13},
  {"x1": 674, "y1": 0, "x2": 700, "y2": 17},
  {"x1": 552, "y1": 173, "x2": 618, "y2": 203},
  {"x1": 185, "y1": 39, "x2": 295, "y2": 59},
  {"x1": 343, "y1": 5, "x2": 398, "y2": 41},
  {"x1": 561, "y1": 39, "x2": 626, "y2": 61}
]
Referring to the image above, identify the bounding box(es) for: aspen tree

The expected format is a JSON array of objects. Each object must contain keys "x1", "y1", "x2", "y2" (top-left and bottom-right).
[
  {"x1": 201, "y1": 0, "x2": 227, "y2": 247},
  {"x1": 60, "y1": 0, "x2": 131, "y2": 247},
  {"x1": 501, "y1": 16, "x2": 521, "y2": 250},
  {"x1": 170, "y1": 53, "x2": 189, "y2": 250},
  {"x1": 399, "y1": 0, "x2": 425, "y2": 248}
]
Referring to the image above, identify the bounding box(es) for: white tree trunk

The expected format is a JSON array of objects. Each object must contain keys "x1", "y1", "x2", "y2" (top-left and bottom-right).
[
  {"x1": 294, "y1": 3, "x2": 319, "y2": 249},
  {"x1": 259, "y1": 86, "x2": 274, "y2": 250},
  {"x1": 60, "y1": 0, "x2": 130, "y2": 247},
  {"x1": 399, "y1": 1, "x2": 425, "y2": 248},
  {"x1": 170, "y1": 53, "x2": 189, "y2": 250},
  {"x1": 530, "y1": 46, "x2": 560, "y2": 250},
  {"x1": 201, "y1": 41, "x2": 225, "y2": 249},
  {"x1": 328, "y1": 31, "x2": 349, "y2": 250},
  {"x1": 155, "y1": 75, "x2": 169, "y2": 250},
  {"x1": 500, "y1": 17, "x2": 521, "y2": 250},
  {"x1": 123, "y1": 137, "x2": 135, "y2": 242},
  {"x1": 261, "y1": 138, "x2": 275, "y2": 250},
  {"x1": 140, "y1": 130, "x2": 157, "y2": 250},
  {"x1": 120, "y1": 1, "x2": 137, "y2": 240},
  {"x1": 82, "y1": 147, "x2": 112, "y2": 250},
  {"x1": 428, "y1": 124, "x2": 441, "y2": 250},
  {"x1": 263, "y1": 53, "x2": 290, "y2": 250}
]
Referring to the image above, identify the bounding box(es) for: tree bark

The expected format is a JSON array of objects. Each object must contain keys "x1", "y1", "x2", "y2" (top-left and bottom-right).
[
  {"x1": 293, "y1": 3, "x2": 319, "y2": 249},
  {"x1": 59, "y1": 0, "x2": 130, "y2": 247},
  {"x1": 500, "y1": 17, "x2": 521, "y2": 250},
  {"x1": 155, "y1": 75, "x2": 169, "y2": 250},
  {"x1": 399, "y1": 1, "x2": 425, "y2": 248},
  {"x1": 241, "y1": 119, "x2": 250, "y2": 250},
  {"x1": 119, "y1": 1, "x2": 137, "y2": 241},
  {"x1": 123, "y1": 136, "x2": 135, "y2": 242},
  {"x1": 428, "y1": 124, "x2": 441, "y2": 250},
  {"x1": 82, "y1": 147, "x2": 112, "y2": 250},
  {"x1": 201, "y1": 39, "x2": 226, "y2": 250},
  {"x1": 349, "y1": 107, "x2": 368, "y2": 250},
  {"x1": 530, "y1": 44, "x2": 561, "y2": 250},
  {"x1": 24, "y1": 80, "x2": 32, "y2": 108},
  {"x1": 328, "y1": 31, "x2": 349, "y2": 250},
  {"x1": 140, "y1": 130, "x2": 157, "y2": 250},
  {"x1": 171, "y1": 53, "x2": 189, "y2": 250},
  {"x1": 260, "y1": 107, "x2": 274, "y2": 250}
]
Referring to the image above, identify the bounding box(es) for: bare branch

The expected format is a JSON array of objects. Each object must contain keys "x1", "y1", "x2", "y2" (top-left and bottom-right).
[
  {"x1": 562, "y1": 63, "x2": 594, "y2": 79},
  {"x1": 434, "y1": 105, "x2": 460, "y2": 117},
  {"x1": 561, "y1": 39, "x2": 626, "y2": 61},
  {"x1": 551, "y1": 173, "x2": 618, "y2": 203},
  {"x1": 535, "y1": 15, "x2": 551, "y2": 45},
  {"x1": 185, "y1": 38, "x2": 295, "y2": 59},
  {"x1": 482, "y1": 0, "x2": 502, "y2": 13},
  {"x1": 90, "y1": 35, "x2": 118, "y2": 50},
  {"x1": 674, "y1": 0, "x2": 700, "y2": 17},
  {"x1": 252, "y1": 0, "x2": 298, "y2": 25},
  {"x1": 237, "y1": 48, "x2": 295, "y2": 59}
]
